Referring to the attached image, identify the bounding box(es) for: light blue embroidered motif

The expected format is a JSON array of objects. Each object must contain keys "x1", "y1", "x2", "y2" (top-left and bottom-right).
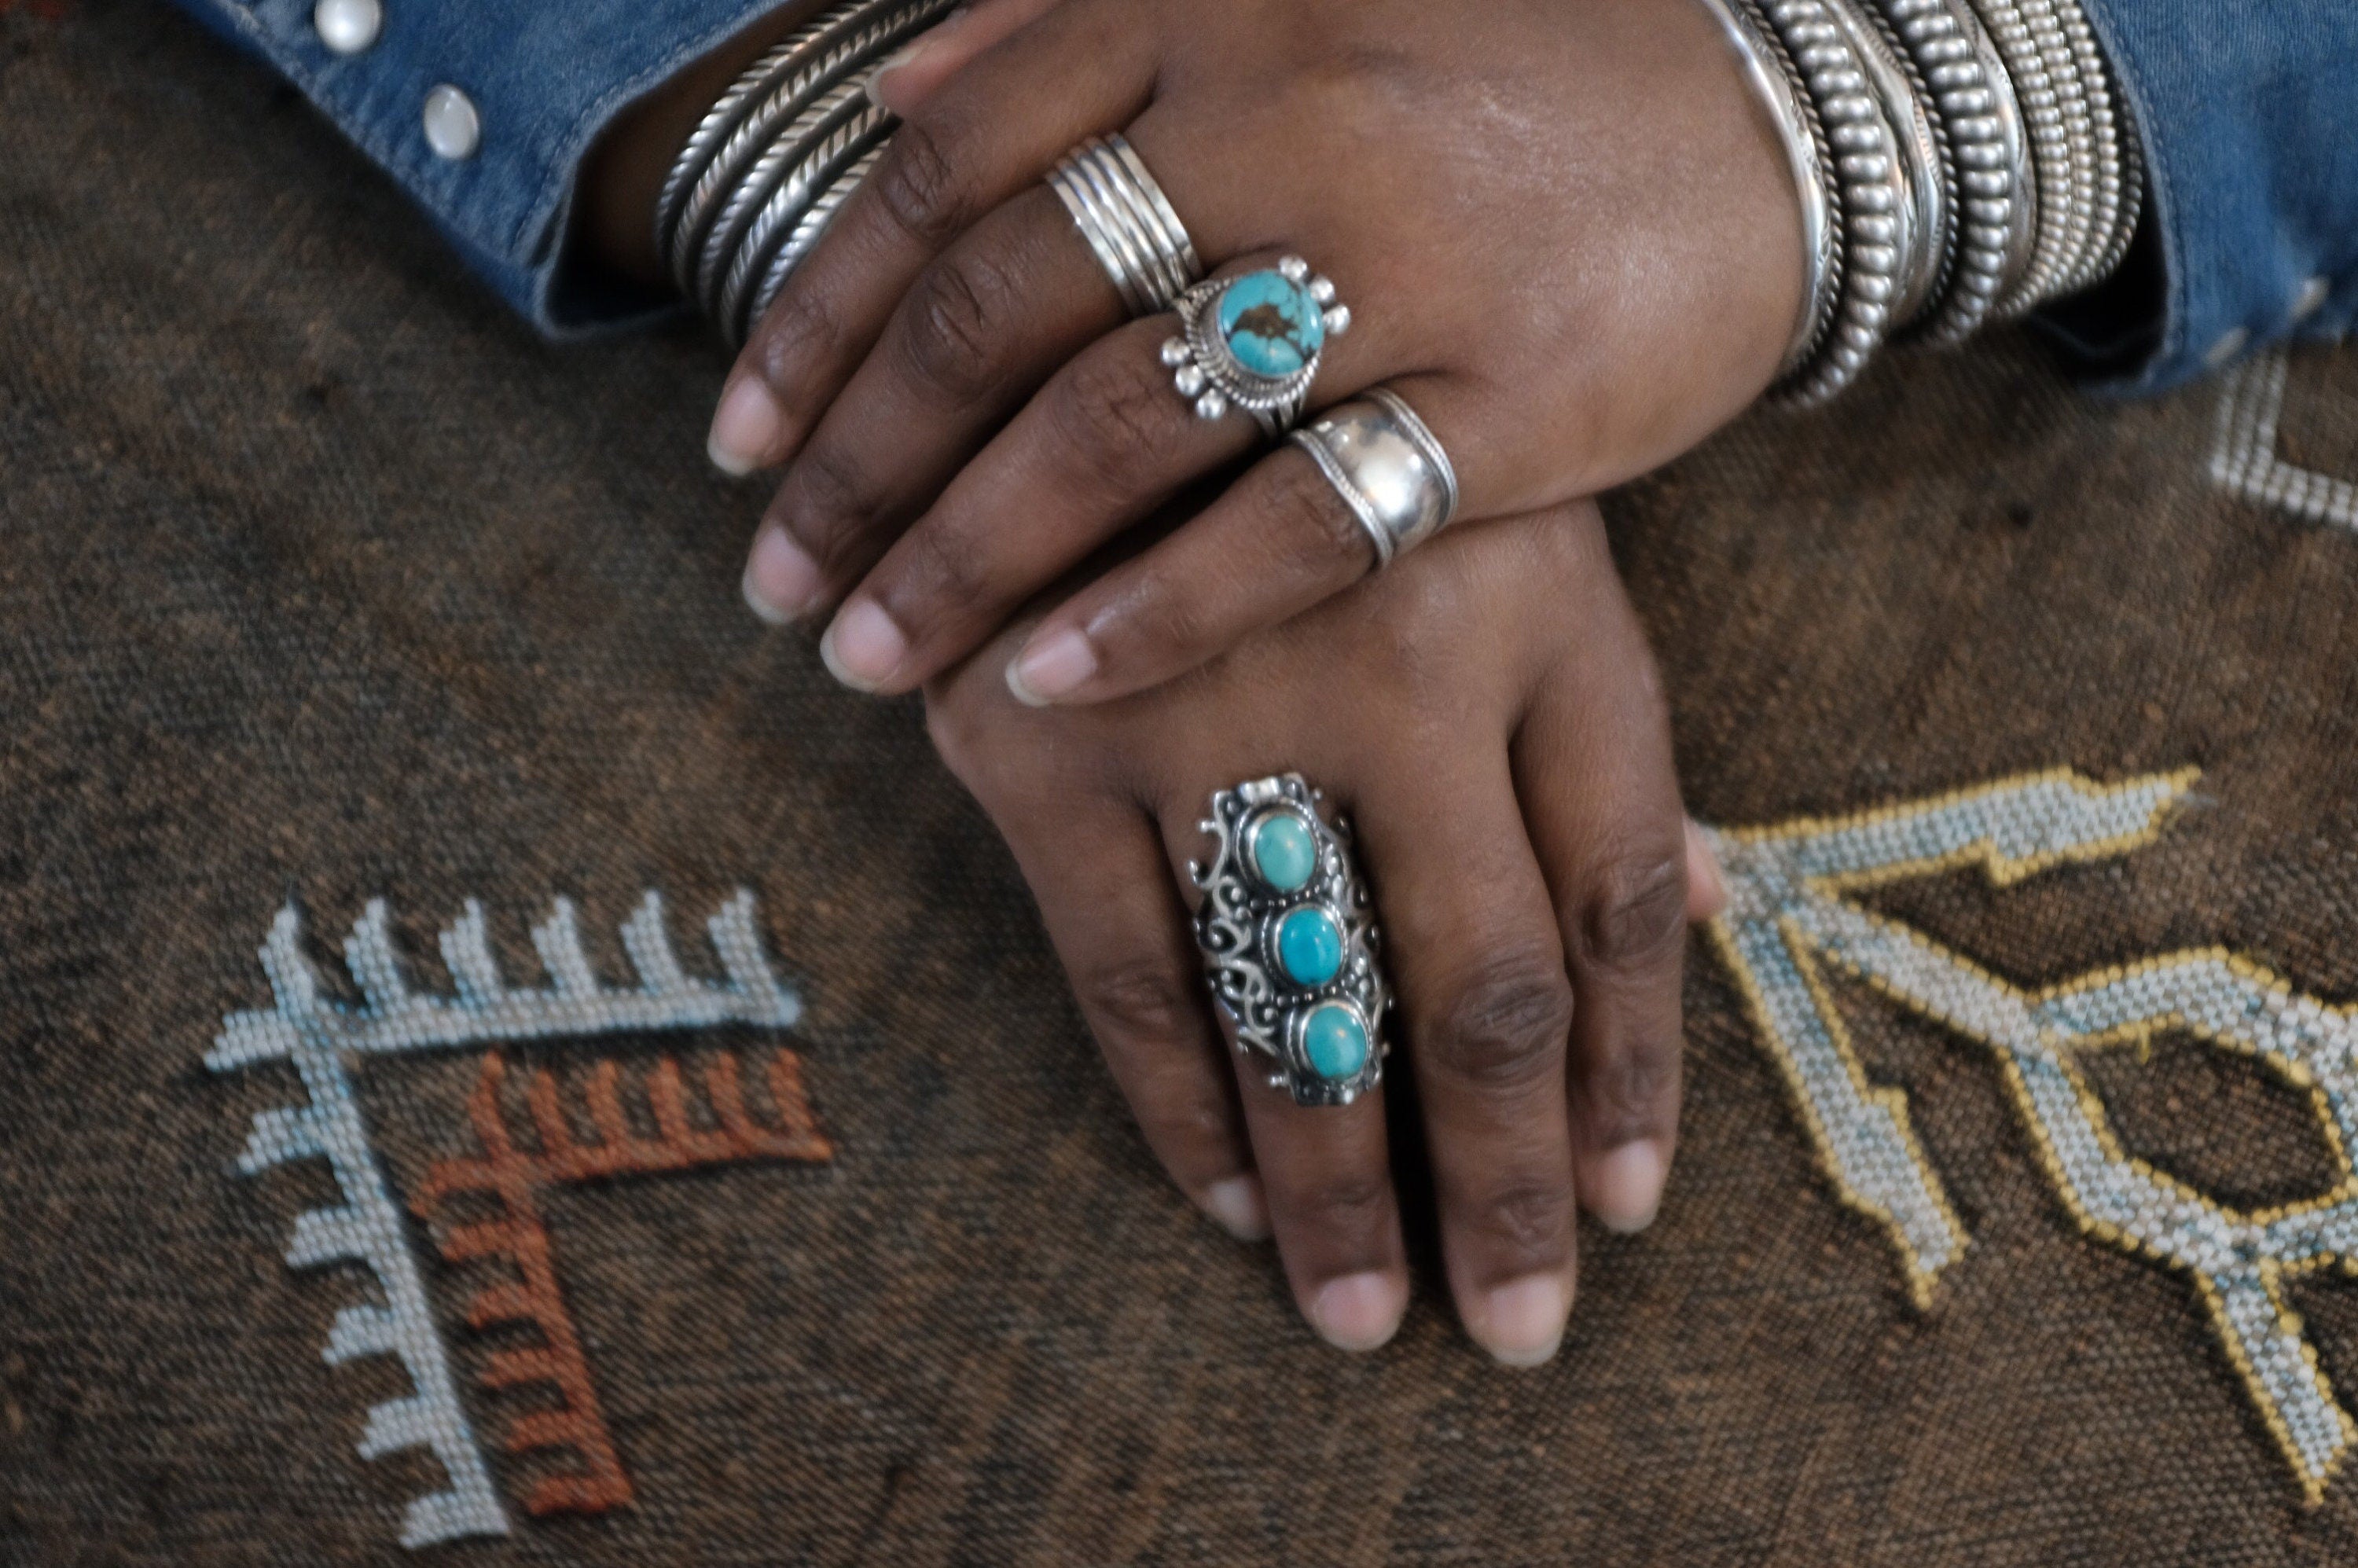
[
  {"x1": 2211, "y1": 347, "x2": 2358, "y2": 531},
  {"x1": 1707, "y1": 769, "x2": 2358, "y2": 1501},
  {"x1": 207, "y1": 890, "x2": 803, "y2": 1548}
]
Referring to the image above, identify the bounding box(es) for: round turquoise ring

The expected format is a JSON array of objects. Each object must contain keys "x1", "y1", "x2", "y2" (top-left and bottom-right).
[
  {"x1": 1161, "y1": 256, "x2": 1351, "y2": 438},
  {"x1": 1189, "y1": 773, "x2": 1390, "y2": 1107}
]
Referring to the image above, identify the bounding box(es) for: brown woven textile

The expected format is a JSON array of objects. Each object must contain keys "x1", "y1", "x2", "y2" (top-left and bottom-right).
[{"x1": 8, "y1": 2, "x2": 2358, "y2": 1562}]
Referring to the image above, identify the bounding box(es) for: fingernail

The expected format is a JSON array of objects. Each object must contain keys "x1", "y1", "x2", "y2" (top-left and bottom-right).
[
  {"x1": 1307, "y1": 1272, "x2": 1406, "y2": 1353},
  {"x1": 820, "y1": 599, "x2": 908, "y2": 692},
  {"x1": 1585, "y1": 1140, "x2": 1669, "y2": 1235},
  {"x1": 744, "y1": 526, "x2": 824, "y2": 624},
  {"x1": 709, "y1": 376, "x2": 782, "y2": 476},
  {"x1": 1473, "y1": 1274, "x2": 1570, "y2": 1368},
  {"x1": 1199, "y1": 1177, "x2": 1271, "y2": 1243},
  {"x1": 864, "y1": 8, "x2": 967, "y2": 110},
  {"x1": 1005, "y1": 628, "x2": 1097, "y2": 707},
  {"x1": 1685, "y1": 818, "x2": 1729, "y2": 921}
]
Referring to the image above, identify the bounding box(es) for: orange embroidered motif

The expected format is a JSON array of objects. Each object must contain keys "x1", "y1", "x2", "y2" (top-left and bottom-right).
[{"x1": 413, "y1": 1048, "x2": 831, "y2": 1517}]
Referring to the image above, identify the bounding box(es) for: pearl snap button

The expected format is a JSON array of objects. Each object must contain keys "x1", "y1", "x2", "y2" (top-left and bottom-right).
[
  {"x1": 422, "y1": 85, "x2": 479, "y2": 160},
  {"x1": 311, "y1": 0, "x2": 380, "y2": 55},
  {"x1": 2293, "y1": 275, "x2": 2331, "y2": 322},
  {"x1": 2202, "y1": 326, "x2": 2250, "y2": 370}
]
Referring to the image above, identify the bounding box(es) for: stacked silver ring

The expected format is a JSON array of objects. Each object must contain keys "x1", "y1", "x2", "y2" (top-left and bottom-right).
[
  {"x1": 1191, "y1": 774, "x2": 1390, "y2": 1108},
  {"x1": 653, "y1": 0, "x2": 957, "y2": 345},
  {"x1": 1291, "y1": 389, "x2": 1460, "y2": 571},
  {"x1": 1048, "y1": 135, "x2": 1203, "y2": 317}
]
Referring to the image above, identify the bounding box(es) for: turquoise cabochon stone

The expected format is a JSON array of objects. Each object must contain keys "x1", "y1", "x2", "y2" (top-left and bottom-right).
[
  {"x1": 1217, "y1": 270, "x2": 1324, "y2": 379},
  {"x1": 1302, "y1": 1002, "x2": 1371, "y2": 1081},
  {"x1": 1247, "y1": 810, "x2": 1318, "y2": 892},
  {"x1": 1275, "y1": 906, "x2": 1344, "y2": 987}
]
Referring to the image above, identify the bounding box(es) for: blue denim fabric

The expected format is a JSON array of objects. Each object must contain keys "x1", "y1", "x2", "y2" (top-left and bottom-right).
[
  {"x1": 2077, "y1": 0, "x2": 2358, "y2": 391},
  {"x1": 174, "y1": 0, "x2": 2358, "y2": 383},
  {"x1": 171, "y1": 0, "x2": 777, "y2": 333}
]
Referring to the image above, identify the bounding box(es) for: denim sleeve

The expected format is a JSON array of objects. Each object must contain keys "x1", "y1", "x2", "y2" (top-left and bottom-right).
[
  {"x1": 2067, "y1": 0, "x2": 2358, "y2": 392},
  {"x1": 169, "y1": 0, "x2": 780, "y2": 335}
]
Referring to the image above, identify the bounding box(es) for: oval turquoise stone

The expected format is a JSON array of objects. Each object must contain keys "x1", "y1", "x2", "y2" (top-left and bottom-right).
[
  {"x1": 1302, "y1": 1002, "x2": 1370, "y2": 1081},
  {"x1": 1276, "y1": 906, "x2": 1344, "y2": 987},
  {"x1": 1247, "y1": 810, "x2": 1317, "y2": 892},
  {"x1": 1217, "y1": 270, "x2": 1325, "y2": 379}
]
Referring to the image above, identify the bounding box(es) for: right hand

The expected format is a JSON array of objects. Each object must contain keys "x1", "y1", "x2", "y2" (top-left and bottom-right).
[{"x1": 922, "y1": 498, "x2": 1724, "y2": 1365}]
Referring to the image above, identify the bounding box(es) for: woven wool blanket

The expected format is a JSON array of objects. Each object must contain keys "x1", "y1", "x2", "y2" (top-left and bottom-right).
[{"x1": 7, "y1": 2, "x2": 2358, "y2": 1562}]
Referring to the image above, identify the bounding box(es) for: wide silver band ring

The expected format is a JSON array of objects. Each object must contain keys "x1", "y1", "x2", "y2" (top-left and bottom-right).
[
  {"x1": 1190, "y1": 774, "x2": 1390, "y2": 1107},
  {"x1": 1049, "y1": 134, "x2": 1201, "y2": 317},
  {"x1": 1290, "y1": 387, "x2": 1460, "y2": 571},
  {"x1": 1161, "y1": 256, "x2": 1351, "y2": 439}
]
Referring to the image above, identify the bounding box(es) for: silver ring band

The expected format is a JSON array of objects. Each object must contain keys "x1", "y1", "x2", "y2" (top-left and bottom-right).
[
  {"x1": 1191, "y1": 774, "x2": 1389, "y2": 1107},
  {"x1": 1291, "y1": 388, "x2": 1460, "y2": 571},
  {"x1": 1049, "y1": 134, "x2": 1201, "y2": 317}
]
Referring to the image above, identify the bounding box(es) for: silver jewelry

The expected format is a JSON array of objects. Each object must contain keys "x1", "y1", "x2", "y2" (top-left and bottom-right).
[
  {"x1": 1191, "y1": 775, "x2": 1390, "y2": 1108},
  {"x1": 1754, "y1": 0, "x2": 1908, "y2": 405},
  {"x1": 1162, "y1": 257, "x2": 1350, "y2": 437},
  {"x1": 1833, "y1": 0, "x2": 1947, "y2": 329},
  {"x1": 1291, "y1": 389, "x2": 1460, "y2": 571},
  {"x1": 654, "y1": 0, "x2": 956, "y2": 345},
  {"x1": 1889, "y1": 0, "x2": 2026, "y2": 344},
  {"x1": 1699, "y1": 0, "x2": 1842, "y2": 375},
  {"x1": 1049, "y1": 134, "x2": 1202, "y2": 317}
]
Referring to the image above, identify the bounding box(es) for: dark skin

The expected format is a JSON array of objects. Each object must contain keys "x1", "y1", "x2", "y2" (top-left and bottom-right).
[{"x1": 576, "y1": 0, "x2": 1762, "y2": 1361}]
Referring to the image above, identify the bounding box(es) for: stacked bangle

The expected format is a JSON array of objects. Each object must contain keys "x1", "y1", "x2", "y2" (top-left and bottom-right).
[
  {"x1": 663, "y1": 0, "x2": 2148, "y2": 405},
  {"x1": 1708, "y1": 0, "x2": 2144, "y2": 402},
  {"x1": 654, "y1": 0, "x2": 958, "y2": 345}
]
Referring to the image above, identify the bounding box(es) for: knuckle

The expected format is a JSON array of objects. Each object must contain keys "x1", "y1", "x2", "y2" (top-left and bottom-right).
[
  {"x1": 869, "y1": 118, "x2": 977, "y2": 249},
  {"x1": 1299, "y1": 1170, "x2": 1394, "y2": 1228},
  {"x1": 1579, "y1": 842, "x2": 1689, "y2": 973},
  {"x1": 897, "y1": 250, "x2": 1021, "y2": 398},
  {"x1": 1423, "y1": 955, "x2": 1575, "y2": 1092},
  {"x1": 1077, "y1": 958, "x2": 1198, "y2": 1045},
  {"x1": 1267, "y1": 454, "x2": 1380, "y2": 575},
  {"x1": 779, "y1": 446, "x2": 876, "y2": 561},
  {"x1": 750, "y1": 285, "x2": 838, "y2": 394},
  {"x1": 1466, "y1": 1179, "x2": 1577, "y2": 1256},
  {"x1": 1049, "y1": 353, "x2": 1175, "y2": 495},
  {"x1": 895, "y1": 519, "x2": 994, "y2": 614}
]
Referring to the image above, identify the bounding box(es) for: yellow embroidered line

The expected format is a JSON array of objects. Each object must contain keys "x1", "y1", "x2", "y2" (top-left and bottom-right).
[{"x1": 1706, "y1": 766, "x2": 2358, "y2": 1501}]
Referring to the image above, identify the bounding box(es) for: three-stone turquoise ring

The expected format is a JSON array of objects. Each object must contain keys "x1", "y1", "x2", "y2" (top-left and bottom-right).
[
  {"x1": 1189, "y1": 773, "x2": 1390, "y2": 1107},
  {"x1": 1161, "y1": 256, "x2": 1351, "y2": 438}
]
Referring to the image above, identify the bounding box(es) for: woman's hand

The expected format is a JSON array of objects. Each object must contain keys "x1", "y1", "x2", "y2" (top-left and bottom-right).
[
  {"x1": 921, "y1": 498, "x2": 1721, "y2": 1363},
  {"x1": 718, "y1": 0, "x2": 1804, "y2": 706}
]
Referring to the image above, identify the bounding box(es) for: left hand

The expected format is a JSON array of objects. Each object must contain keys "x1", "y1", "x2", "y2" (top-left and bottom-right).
[{"x1": 712, "y1": 0, "x2": 1803, "y2": 704}]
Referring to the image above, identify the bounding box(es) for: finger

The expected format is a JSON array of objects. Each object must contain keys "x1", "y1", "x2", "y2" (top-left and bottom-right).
[
  {"x1": 1001, "y1": 373, "x2": 1474, "y2": 705},
  {"x1": 1684, "y1": 817, "x2": 1728, "y2": 922},
  {"x1": 996, "y1": 788, "x2": 1266, "y2": 1240},
  {"x1": 866, "y1": 0, "x2": 1063, "y2": 115},
  {"x1": 1154, "y1": 799, "x2": 1408, "y2": 1353},
  {"x1": 742, "y1": 185, "x2": 1121, "y2": 626},
  {"x1": 1356, "y1": 755, "x2": 1580, "y2": 1367},
  {"x1": 1512, "y1": 527, "x2": 1691, "y2": 1236},
  {"x1": 710, "y1": 0, "x2": 1158, "y2": 476}
]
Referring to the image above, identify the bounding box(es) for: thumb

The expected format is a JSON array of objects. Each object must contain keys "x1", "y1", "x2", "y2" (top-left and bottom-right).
[{"x1": 867, "y1": 0, "x2": 1068, "y2": 114}]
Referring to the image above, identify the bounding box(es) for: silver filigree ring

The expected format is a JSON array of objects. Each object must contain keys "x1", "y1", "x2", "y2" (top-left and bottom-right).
[
  {"x1": 1162, "y1": 257, "x2": 1350, "y2": 439},
  {"x1": 1189, "y1": 773, "x2": 1389, "y2": 1107}
]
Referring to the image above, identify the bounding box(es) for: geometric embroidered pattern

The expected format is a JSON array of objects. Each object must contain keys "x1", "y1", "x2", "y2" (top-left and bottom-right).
[
  {"x1": 411, "y1": 1048, "x2": 831, "y2": 1518},
  {"x1": 1706, "y1": 769, "x2": 2358, "y2": 1502},
  {"x1": 2211, "y1": 347, "x2": 2358, "y2": 532},
  {"x1": 205, "y1": 890, "x2": 806, "y2": 1548}
]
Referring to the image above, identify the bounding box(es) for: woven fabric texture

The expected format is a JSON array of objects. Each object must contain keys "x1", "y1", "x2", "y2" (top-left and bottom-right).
[{"x1": 8, "y1": 3, "x2": 2358, "y2": 1562}]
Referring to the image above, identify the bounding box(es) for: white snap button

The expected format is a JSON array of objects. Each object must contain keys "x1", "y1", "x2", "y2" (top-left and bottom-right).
[
  {"x1": 422, "y1": 85, "x2": 480, "y2": 160},
  {"x1": 2293, "y1": 274, "x2": 2331, "y2": 322},
  {"x1": 311, "y1": 0, "x2": 380, "y2": 55},
  {"x1": 2202, "y1": 326, "x2": 2250, "y2": 370}
]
